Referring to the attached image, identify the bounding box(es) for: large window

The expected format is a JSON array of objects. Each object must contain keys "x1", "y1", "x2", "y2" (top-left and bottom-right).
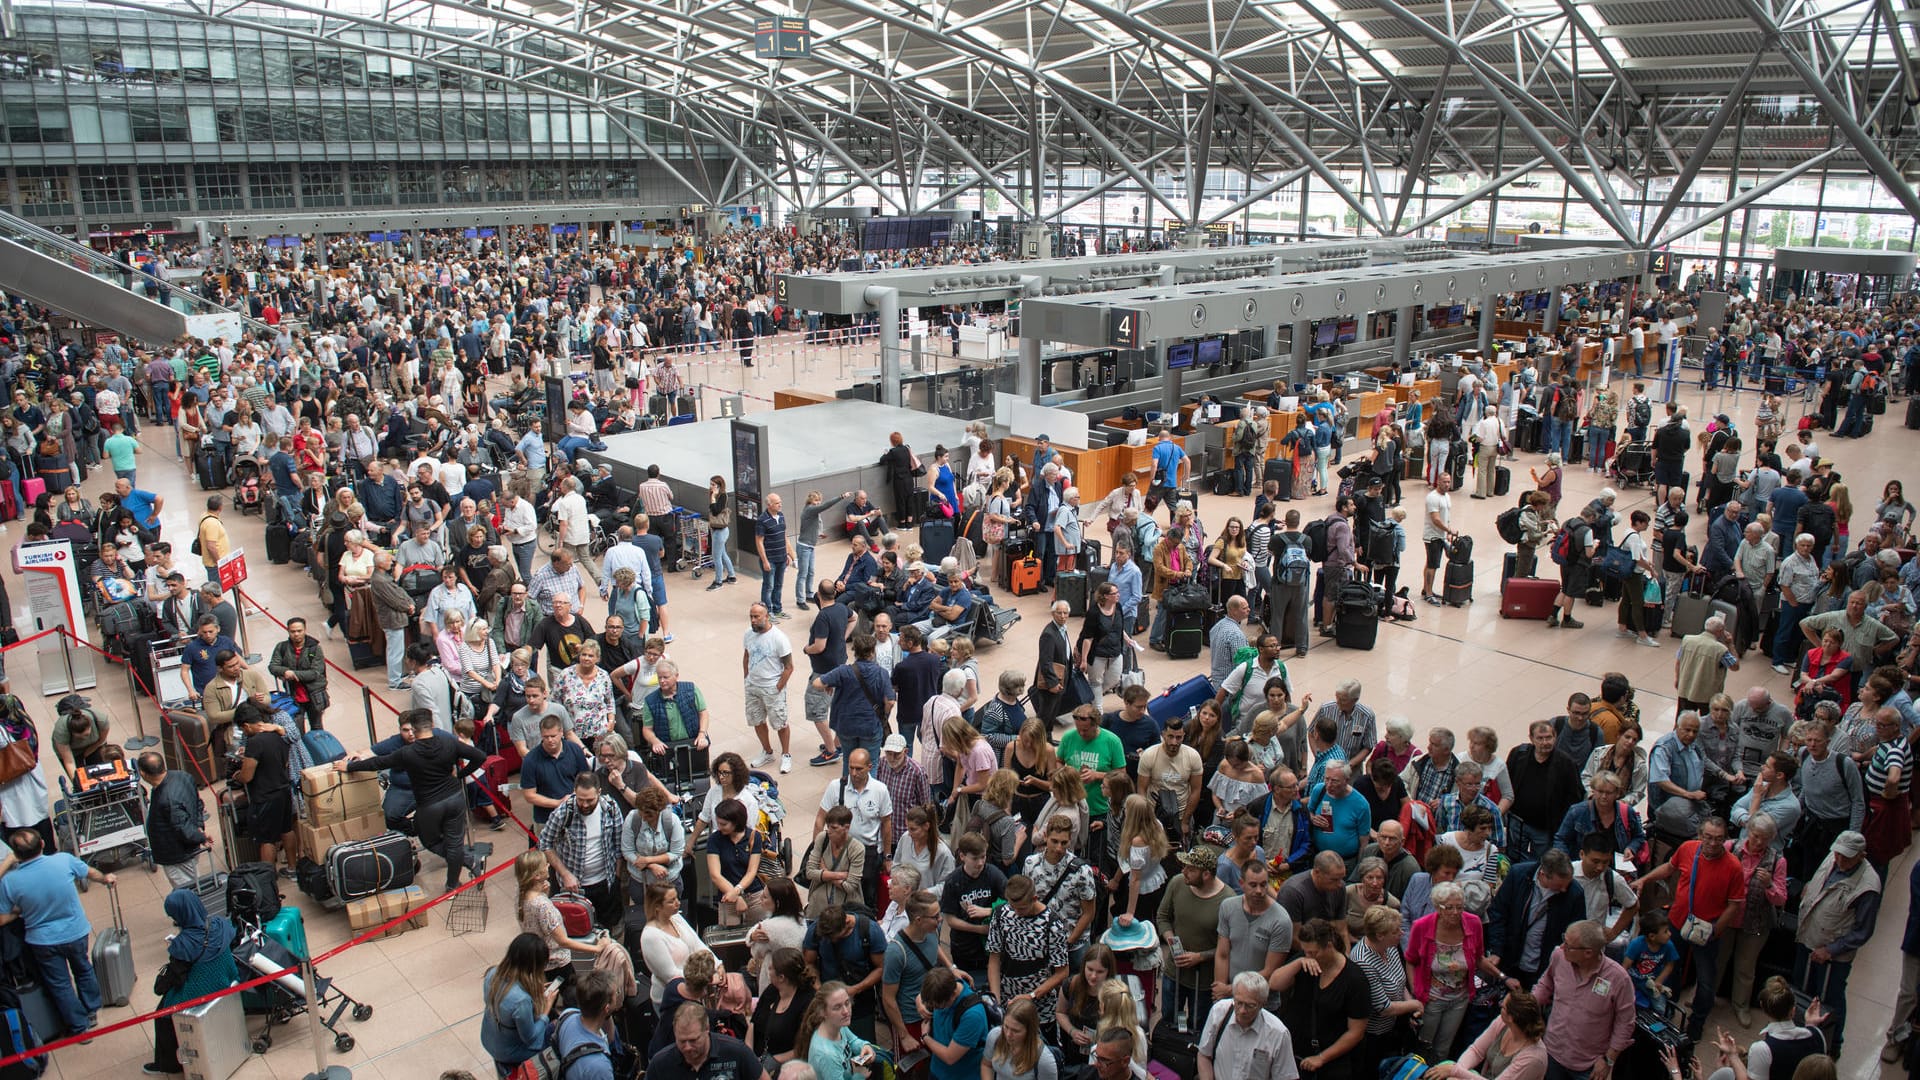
[
  {"x1": 14, "y1": 167, "x2": 73, "y2": 217},
  {"x1": 300, "y1": 164, "x2": 344, "y2": 207},
  {"x1": 250, "y1": 162, "x2": 295, "y2": 209},
  {"x1": 130, "y1": 103, "x2": 190, "y2": 142},
  {"x1": 196, "y1": 164, "x2": 245, "y2": 210},
  {"x1": 6, "y1": 103, "x2": 68, "y2": 143},
  {"x1": 348, "y1": 163, "x2": 391, "y2": 206},
  {"x1": 79, "y1": 166, "x2": 133, "y2": 214},
  {"x1": 139, "y1": 164, "x2": 192, "y2": 211},
  {"x1": 397, "y1": 165, "x2": 437, "y2": 204}
]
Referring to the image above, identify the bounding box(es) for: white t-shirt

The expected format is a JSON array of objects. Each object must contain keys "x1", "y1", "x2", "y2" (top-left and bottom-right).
[
  {"x1": 742, "y1": 627, "x2": 792, "y2": 690},
  {"x1": 1423, "y1": 490, "x2": 1452, "y2": 541},
  {"x1": 1622, "y1": 530, "x2": 1651, "y2": 572},
  {"x1": 821, "y1": 777, "x2": 895, "y2": 849},
  {"x1": 554, "y1": 490, "x2": 591, "y2": 545},
  {"x1": 575, "y1": 800, "x2": 610, "y2": 885}
]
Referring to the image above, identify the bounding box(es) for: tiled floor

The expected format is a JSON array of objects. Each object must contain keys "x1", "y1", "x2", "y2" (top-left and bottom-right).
[{"x1": 11, "y1": 334, "x2": 1914, "y2": 1078}]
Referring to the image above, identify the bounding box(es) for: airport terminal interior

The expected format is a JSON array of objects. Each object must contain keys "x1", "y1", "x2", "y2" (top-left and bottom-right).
[{"x1": 4, "y1": 0, "x2": 1920, "y2": 1077}]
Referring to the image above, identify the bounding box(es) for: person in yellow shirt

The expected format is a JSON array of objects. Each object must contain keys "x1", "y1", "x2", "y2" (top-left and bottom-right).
[{"x1": 196, "y1": 495, "x2": 231, "y2": 584}]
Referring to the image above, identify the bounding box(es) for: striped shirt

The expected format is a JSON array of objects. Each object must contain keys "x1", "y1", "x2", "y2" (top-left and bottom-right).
[{"x1": 1867, "y1": 738, "x2": 1912, "y2": 795}]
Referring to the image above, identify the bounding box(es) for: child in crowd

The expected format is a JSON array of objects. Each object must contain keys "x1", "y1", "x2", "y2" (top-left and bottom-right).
[{"x1": 1624, "y1": 908, "x2": 1679, "y2": 1012}]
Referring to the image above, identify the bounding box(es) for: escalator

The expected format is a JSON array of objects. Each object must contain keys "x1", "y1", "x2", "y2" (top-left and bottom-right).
[{"x1": 0, "y1": 211, "x2": 263, "y2": 345}]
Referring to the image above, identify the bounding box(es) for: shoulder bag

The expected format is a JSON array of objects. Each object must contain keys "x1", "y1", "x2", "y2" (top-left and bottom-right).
[{"x1": 1677, "y1": 845, "x2": 1716, "y2": 946}]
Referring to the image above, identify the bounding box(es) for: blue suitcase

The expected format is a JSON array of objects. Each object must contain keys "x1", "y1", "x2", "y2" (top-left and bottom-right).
[
  {"x1": 303, "y1": 729, "x2": 346, "y2": 764},
  {"x1": 1148, "y1": 674, "x2": 1214, "y2": 723}
]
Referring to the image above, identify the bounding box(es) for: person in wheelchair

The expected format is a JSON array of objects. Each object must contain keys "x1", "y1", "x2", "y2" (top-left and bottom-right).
[{"x1": 88, "y1": 543, "x2": 141, "y2": 610}]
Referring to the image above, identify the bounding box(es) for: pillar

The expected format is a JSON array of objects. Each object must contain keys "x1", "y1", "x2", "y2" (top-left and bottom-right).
[
  {"x1": 1542, "y1": 292, "x2": 1560, "y2": 335},
  {"x1": 1392, "y1": 305, "x2": 1415, "y2": 366},
  {"x1": 1478, "y1": 294, "x2": 1497, "y2": 354},
  {"x1": 549, "y1": 227, "x2": 560, "y2": 254},
  {"x1": 1290, "y1": 319, "x2": 1311, "y2": 387},
  {"x1": 1160, "y1": 345, "x2": 1180, "y2": 415},
  {"x1": 1015, "y1": 275, "x2": 1046, "y2": 404},
  {"x1": 865, "y1": 286, "x2": 903, "y2": 407}
]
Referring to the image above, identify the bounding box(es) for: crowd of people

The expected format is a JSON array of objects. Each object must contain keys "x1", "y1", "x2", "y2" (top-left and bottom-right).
[{"x1": 0, "y1": 237, "x2": 1913, "y2": 1080}]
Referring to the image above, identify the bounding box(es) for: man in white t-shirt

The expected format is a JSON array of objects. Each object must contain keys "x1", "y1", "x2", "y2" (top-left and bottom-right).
[
  {"x1": 1659, "y1": 316, "x2": 1680, "y2": 374},
  {"x1": 553, "y1": 480, "x2": 600, "y2": 585},
  {"x1": 1573, "y1": 832, "x2": 1639, "y2": 948},
  {"x1": 1627, "y1": 319, "x2": 1646, "y2": 375},
  {"x1": 1137, "y1": 716, "x2": 1204, "y2": 842},
  {"x1": 743, "y1": 602, "x2": 795, "y2": 772},
  {"x1": 1471, "y1": 412, "x2": 1503, "y2": 499},
  {"x1": 1421, "y1": 473, "x2": 1459, "y2": 605}
]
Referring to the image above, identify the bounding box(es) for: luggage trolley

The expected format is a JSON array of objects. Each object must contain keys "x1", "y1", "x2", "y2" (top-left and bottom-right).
[
  {"x1": 675, "y1": 507, "x2": 712, "y2": 577},
  {"x1": 54, "y1": 761, "x2": 151, "y2": 871}
]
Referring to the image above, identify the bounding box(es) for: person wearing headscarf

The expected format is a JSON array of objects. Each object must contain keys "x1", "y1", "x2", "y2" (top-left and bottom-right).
[{"x1": 150, "y1": 888, "x2": 240, "y2": 1075}]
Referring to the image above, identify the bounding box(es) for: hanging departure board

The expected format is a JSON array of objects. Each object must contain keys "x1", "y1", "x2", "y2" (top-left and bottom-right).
[{"x1": 754, "y1": 18, "x2": 812, "y2": 57}]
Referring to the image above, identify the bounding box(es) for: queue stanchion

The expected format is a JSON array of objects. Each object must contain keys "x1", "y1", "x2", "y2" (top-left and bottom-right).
[
  {"x1": 361, "y1": 684, "x2": 378, "y2": 745},
  {"x1": 124, "y1": 658, "x2": 156, "y2": 749},
  {"x1": 300, "y1": 957, "x2": 352, "y2": 1079}
]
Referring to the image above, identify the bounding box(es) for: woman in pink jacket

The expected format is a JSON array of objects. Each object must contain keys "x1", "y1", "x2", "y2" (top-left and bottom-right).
[
  {"x1": 1424, "y1": 990, "x2": 1548, "y2": 1080},
  {"x1": 1405, "y1": 880, "x2": 1492, "y2": 1059}
]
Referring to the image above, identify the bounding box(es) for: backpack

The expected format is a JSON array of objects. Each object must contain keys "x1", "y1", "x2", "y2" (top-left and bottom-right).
[
  {"x1": 512, "y1": 1010, "x2": 608, "y2": 1080},
  {"x1": 1629, "y1": 397, "x2": 1652, "y2": 429},
  {"x1": 0, "y1": 982, "x2": 45, "y2": 1078},
  {"x1": 1553, "y1": 387, "x2": 1578, "y2": 421},
  {"x1": 1495, "y1": 506, "x2": 1524, "y2": 545},
  {"x1": 1276, "y1": 533, "x2": 1311, "y2": 587},
  {"x1": 1234, "y1": 419, "x2": 1260, "y2": 452},
  {"x1": 1549, "y1": 525, "x2": 1574, "y2": 566},
  {"x1": 1304, "y1": 518, "x2": 1332, "y2": 563},
  {"x1": 949, "y1": 992, "x2": 1004, "y2": 1045},
  {"x1": 1366, "y1": 521, "x2": 1397, "y2": 566}
]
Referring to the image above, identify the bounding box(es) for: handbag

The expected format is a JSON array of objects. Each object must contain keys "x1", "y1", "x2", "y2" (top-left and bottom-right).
[
  {"x1": 1677, "y1": 846, "x2": 1716, "y2": 946},
  {"x1": 1060, "y1": 670, "x2": 1096, "y2": 714},
  {"x1": 1643, "y1": 576, "x2": 1663, "y2": 606},
  {"x1": 0, "y1": 737, "x2": 35, "y2": 784},
  {"x1": 1118, "y1": 647, "x2": 1146, "y2": 691}
]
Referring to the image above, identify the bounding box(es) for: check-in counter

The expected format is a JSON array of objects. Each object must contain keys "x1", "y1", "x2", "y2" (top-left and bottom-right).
[
  {"x1": 1351, "y1": 390, "x2": 1391, "y2": 440},
  {"x1": 1002, "y1": 433, "x2": 1196, "y2": 498},
  {"x1": 775, "y1": 389, "x2": 836, "y2": 409}
]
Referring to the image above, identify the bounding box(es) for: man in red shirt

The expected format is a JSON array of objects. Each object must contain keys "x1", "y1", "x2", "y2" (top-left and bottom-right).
[{"x1": 1630, "y1": 815, "x2": 1747, "y2": 1040}]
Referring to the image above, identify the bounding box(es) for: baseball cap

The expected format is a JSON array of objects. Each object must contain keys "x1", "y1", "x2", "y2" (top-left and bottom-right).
[
  {"x1": 1833, "y1": 830, "x2": 1867, "y2": 857},
  {"x1": 882, "y1": 734, "x2": 907, "y2": 753}
]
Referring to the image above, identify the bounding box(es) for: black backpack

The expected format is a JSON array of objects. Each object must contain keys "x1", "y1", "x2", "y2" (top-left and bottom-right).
[
  {"x1": 1366, "y1": 521, "x2": 1398, "y2": 566},
  {"x1": 1495, "y1": 505, "x2": 1524, "y2": 544},
  {"x1": 1305, "y1": 517, "x2": 1332, "y2": 562}
]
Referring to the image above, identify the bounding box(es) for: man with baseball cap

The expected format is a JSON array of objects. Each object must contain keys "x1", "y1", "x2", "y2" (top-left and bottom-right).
[{"x1": 1795, "y1": 829, "x2": 1881, "y2": 1054}]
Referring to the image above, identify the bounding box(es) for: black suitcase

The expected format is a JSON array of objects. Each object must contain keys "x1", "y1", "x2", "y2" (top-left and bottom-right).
[
  {"x1": 919, "y1": 519, "x2": 957, "y2": 564},
  {"x1": 226, "y1": 861, "x2": 283, "y2": 922},
  {"x1": 1570, "y1": 428, "x2": 1586, "y2": 463},
  {"x1": 1444, "y1": 559, "x2": 1474, "y2": 606},
  {"x1": 1494, "y1": 465, "x2": 1511, "y2": 496},
  {"x1": 1266, "y1": 456, "x2": 1294, "y2": 501},
  {"x1": 1087, "y1": 566, "x2": 1111, "y2": 599},
  {"x1": 327, "y1": 831, "x2": 418, "y2": 904},
  {"x1": 197, "y1": 449, "x2": 228, "y2": 490},
  {"x1": 1515, "y1": 414, "x2": 1541, "y2": 453},
  {"x1": 1174, "y1": 487, "x2": 1199, "y2": 515},
  {"x1": 1080, "y1": 539, "x2": 1103, "y2": 566},
  {"x1": 1448, "y1": 534, "x2": 1474, "y2": 564},
  {"x1": 1208, "y1": 470, "x2": 1235, "y2": 496},
  {"x1": 1166, "y1": 608, "x2": 1205, "y2": 659},
  {"x1": 1056, "y1": 571, "x2": 1089, "y2": 617},
  {"x1": 289, "y1": 531, "x2": 312, "y2": 566},
  {"x1": 1335, "y1": 583, "x2": 1379, "y2": 650},
  {"x1": 1906, "y1": 397, "x2": 1920, "y2": 430},
  {"x1": 1150, "y1": 1015, "x2": 1199, "y2": 1076},
  {"x1": 162, "y1": 707, "x2": 220, "y2": 790},
  {"x1": 348, "y1": 638, "x2": 385, "y2": 670},
  {"x1": 265, "y1": 522, "x2": 292, "y2": 565}
]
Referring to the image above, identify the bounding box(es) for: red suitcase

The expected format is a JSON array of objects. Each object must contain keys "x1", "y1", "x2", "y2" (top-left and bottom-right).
[{"x1": 1500, "y1": 575, "x2": 1560, "y2": 620}]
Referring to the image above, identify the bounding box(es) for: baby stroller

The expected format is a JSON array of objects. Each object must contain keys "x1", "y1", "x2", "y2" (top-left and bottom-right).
[
  {"x1": 233, "y1": 459, "x2": 264, "y2": 516},
  {"x1": 1609, "y1": 441, "x2": 1655, "y2": 487},
  {"x1": 230, "y1": 904, "x2": 372, "y2": 1054}
]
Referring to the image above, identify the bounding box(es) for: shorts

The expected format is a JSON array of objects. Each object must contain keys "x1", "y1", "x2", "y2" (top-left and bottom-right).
[
  {"x1": 1654, "y1": 460, "x2": 1685, "y2": 488},
  {"x1": 1424, "y1": 537, "x2": 1448, "y2": 570},
  {"x1": 805, "y1": 683, "x2": 833, "y2": 726},
  {"x1": 1560, "y1": 563, "x2": 1590, "y2": 598},
  {"x1": 248, "y1": 788, "x2": 295, "y2": 841},
  {"x1": 745, "y1": 685, "x2": 789, "y2": 730}
]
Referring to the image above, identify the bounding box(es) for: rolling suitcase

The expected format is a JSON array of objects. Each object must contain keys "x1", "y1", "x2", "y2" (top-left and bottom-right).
[
  {"x1": 265, "y1": 522, "x2": 292, "y2": 565},
  {"x1": 1670, "y1": 590, "x2": 1713, "y2": 638},
  {"x1": 348, "y1": 639, "x2": 384, "y2": 670},
  {"x1": 185, "y1": 849, "x2": 229, "y2": 921},
  {"x1": 1056, "y1": 571, "x2": 1089, "y2": 617},
  {"x1": 303, "y1": 729, "x2": 346, "y2": 764},
  {"x1": 14, "y1": 979, "x2": 62, "y2": 1041},
  {"x1": 90, "y1": 884, "x2": 135, "y2": 1008},
  {"x1": 1500, "y1": 575, "x2": 1559, "y2": 619},
  {"x1": 1166, "y1": 608, "x2": 1205, "y2": 659},
  {"x1": 919, "y1": 518, "x2": 957, "y2": 564},
  {"x1": 1148, "y1": 674, "x2": 1216, "y2": 723},
  {"x1": 1335, "y1": 582, "x2": 1379, "y2": 650},
  {"x1": 326, "y1": 831, "x2": 418, "y2": 904},
  {"x1": 1907, "y1": 397, "x2": 1920, "y2": 430},
  {"x1": 162, "y1": 707, "x2": 220, "y2": 790},
  {"x1": 1493, "y1": 465, "x2": 1511, "y2": 496},
  {"x1": 1444, "y1": 560, "x2": 1474, "y2": 606},
  {"x1": 1011, "y1": 557, "x2": 1045, "y2": 597}
]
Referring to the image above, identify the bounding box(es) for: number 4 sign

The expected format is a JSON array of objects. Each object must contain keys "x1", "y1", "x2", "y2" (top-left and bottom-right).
[{"x1": 1108, "y1": 308, "x2": 1143, "y2": 348}]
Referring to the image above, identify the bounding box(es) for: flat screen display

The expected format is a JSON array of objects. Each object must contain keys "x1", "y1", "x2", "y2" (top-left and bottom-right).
[
  {"x1": 1314, "y1": 321, "x2": 1337, "y2": 347},
  {"x1": 1336, "y1": 319, "x2": 1358, "y2": 344},
  {"x1": 1449, "y1": 304, "x2": 1466, "y2": 324},
  {"x1": 1167, "y1": 343, "x2": 1196, "y2": 370},
  {"x1": 1196, "y1": 337, "x2": 1223, "y2": 365}
]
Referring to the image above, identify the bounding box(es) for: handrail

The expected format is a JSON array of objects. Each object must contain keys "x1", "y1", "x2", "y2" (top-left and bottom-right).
[{"x1": 0, "y1": 209, "x2": 274, "y2": 338}]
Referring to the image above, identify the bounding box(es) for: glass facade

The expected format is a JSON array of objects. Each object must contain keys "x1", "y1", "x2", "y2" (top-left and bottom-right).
[{"x1": 0, "y1": 6, "x2": 728, "y2": 229}]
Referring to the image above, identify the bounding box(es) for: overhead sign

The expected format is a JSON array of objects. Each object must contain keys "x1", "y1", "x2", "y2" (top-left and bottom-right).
[
  {"x1": 754, "y1": 17, "x2": 812, "y2": 57},
  {"x1": 1648, "y1": 251, "x2": 1672, "y2": 275},
  {"x1": 217, "y1": 548, "x2": 249, "y2": 591},
  {"x1": 1107, "y1": 308, "x2": 1144, "y2": 349}
]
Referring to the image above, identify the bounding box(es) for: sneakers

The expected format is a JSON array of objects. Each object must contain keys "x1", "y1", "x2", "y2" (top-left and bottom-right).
[
  {"x1": 750, "y1": 751, "x2": 777, "y2": 769},
  {"x1": 142, "y1": 1067, "x2": 183, "y2": 1076},
  {"x1": 388, "y1": 679, "x2": 413, "y2": 690},
  {"x1": 794, "y1": 600, "x2": 811, "y2": 611},
  {"x1": 1772, "y1": 663, "x2": 1792, "y2": 675},
  {"x1": 1424, "y1": 593, "x2": 1443, "y2": 606},
  {"x1": 1617, "y1": 628, "x2": 1635, "y2": 639},
  {"x1": 1885, "y1": 1039, "x2": 1908, "y2": 1064},
  {"x1": 781, "y1": 753, "x2": 793, "y2": 773},
  {"x1": 489, "y1": 815, "x2": 509, "y2": 831},
  {"x1": 809, "y1": 749, "x2": 841, "y2": 767},
  {"x1": 1735, "y1": 1004, "x2": 1753, "y2": 1027},
  {"x1": 1638, "y1": 635, "x2": 1661, "y2": 647},
  {"x1": 1561, "y1": 617, "x2": 1585, "y2": 629},
  {"x1": 706, "y1": 581, "x2": 724, "y2": 591},
  {"x1": 1547, "y1": 614, "x2": 1561, "y2": 628}
]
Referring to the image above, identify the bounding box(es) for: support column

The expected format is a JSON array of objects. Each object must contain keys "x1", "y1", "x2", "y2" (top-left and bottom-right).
[
  {"x1": 1291, "y1": 320, "x2": 1311, "y2": 387},
  {"x1": 1015, "y1": 275, "x2": 1045, "y2": 404},
  {"x1": 1542, "y1": 295, "x2": 1560, "y2": 335},
  {"x1": 1392, "y1": 305, "x2": 1415, "y2": 366},
  {"x1": 1478, "y1": 294, "x2": 1497, "y2": 354},
  {"x1": 1160, "y1": 345, "x2": 1180, "y2": 416},
  {"x1": 549, "y1": 227, "x2": 559, "y2": 254},
  {"x1": 865, "y1": 285, "x2": 902, "y2": 407}
]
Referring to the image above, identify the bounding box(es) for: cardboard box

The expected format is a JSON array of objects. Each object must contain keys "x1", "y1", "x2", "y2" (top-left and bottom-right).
[
  {"x1": 374, "y1": 885, "x2": 428, "y2": 935},
  {"x1": 345, "y1": 895, "x2": 384, "y2": 931},
  {"x1": 301, "y1": 766, "x2": 383, "y2": 826},
  {"x1": 296, "y1": 811, "x2": 386, "y2": 863}
]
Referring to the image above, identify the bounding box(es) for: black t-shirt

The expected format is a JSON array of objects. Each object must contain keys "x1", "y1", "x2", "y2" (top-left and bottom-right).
[
  {"x1": 350, "y1": 732, "x2": 487, "y2": 805},
  {"x1": 456, "y1": 541, "x2": 492, "y2": 583},
  {"x1": 808, "y1": 603, "x2": 850, "y2": 675},
  {"x1": 243, "y1": 730, "x2": 290, "y2": 801},
  {"x1": 1359, "y1": 774, "x2": 1407, "y2": 830},
  {"x1": 940, "y1": 865, "x2": 1007, "y2": 969},
  {"x1": 1278, "y1": 961, "x2": 1370, "y2": 1080},
  {"x1": 645, "y1": 1032, "x2": 764, "y2": 1080},
  {"x1": 1659, "y1": 526, "x2": 1691, "y2": 573},
  {"x1": 750, "y1": 987, "x2": 815, "y2": 1058},
  {"x1": 534, "y1": 613, "x2": 598, "y2": 669}
]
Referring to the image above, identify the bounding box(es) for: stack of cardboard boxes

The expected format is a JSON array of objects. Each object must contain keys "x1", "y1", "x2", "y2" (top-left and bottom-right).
[
  {"x1": 346, "y1": 885, "x2": 430, "y2": 934},
  {"x1": 297, "y1": 765, "x2": 430, "y2": 938}
]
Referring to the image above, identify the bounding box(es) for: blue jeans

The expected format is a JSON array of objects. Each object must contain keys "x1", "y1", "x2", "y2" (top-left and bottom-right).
[
  {"x1": 1506, "y1": 817, "x2": 1553, "y2": 862},
  {"x1": 1149, "y1": 601, "x2": 1170, "y2": 648},
  {"x1": 513, "y1": 540, "x2": 536, "y2": 584},
  {"x1": 1793, "y1": 945, "x2": 1854, "y2": 1055},
  {"x1": 840, "y1": 734, "x2": 882, "y2": 778},
  {"x1": 383, "y1": 784, "x2": 417, "y2": 832},
  {"x1": 1234, "y1": 454, "x2": 1254, "y2": 497},
  {"x1": 1543, "y1": 416, "x2": 1562, "y2": 459},
  {"x1": 1772, "y1": 600, "x2": 1811, "y2": 666},
  {"x1": 711, "y1": 526, "x2": 736, "y2": 580},
  {"x1": 1839, "y1": 400, "x2": 1868, "y2": 437},
  {"x1": 1682, "y1": 937, "x2": 1722, "y2": 1039},
  {"x1": 32, "y1": 936, "x2": 100, "y2": 1033},
  {"x1": 556, "y1": 435, "x2": 593, "y2": 461},
  {"x1": 1554, "y1": 421, "x2": 1576, "y2": 461},
  {"x1": 1585, "y1": 426, "x2": 1609, "y2": 469},
  {"x1": 385, "y1": 627, "x2": 409, "y2": 687},
  {"x1": 794, "y1": 543, "x2": 816, "y2": 605},
  {"x1": 762, "y1": 557, "x2": 789, "y2": 613},
  {"x1": 114, "y1": 468, "x2": 136, "y2": 489}
]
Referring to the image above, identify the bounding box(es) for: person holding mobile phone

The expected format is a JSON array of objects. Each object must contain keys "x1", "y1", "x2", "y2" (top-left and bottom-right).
[{"x1": 481, "y1": 932, "x2": 563, "y2": 1076}]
